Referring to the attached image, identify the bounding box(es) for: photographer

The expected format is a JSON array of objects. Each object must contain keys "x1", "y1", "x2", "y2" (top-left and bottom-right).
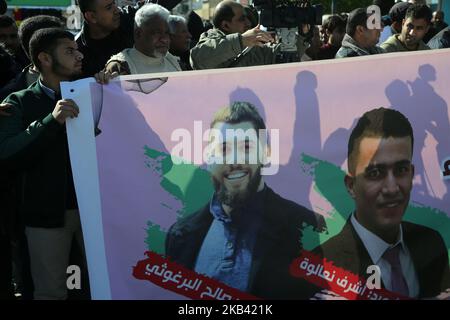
[{"x1": 190, "y1": 0, "x2": 309, "y2": 70}]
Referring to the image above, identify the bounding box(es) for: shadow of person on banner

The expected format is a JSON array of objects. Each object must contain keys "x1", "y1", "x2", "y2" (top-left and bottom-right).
[
  {"x1": 268, "y1": 71, "x2": 322, "y2": 212},
  {"x1": 228, "y1": 86, "x2": 328, "y2": 298},
  {"x1": 385, "y1": 64, "x2": 450, "y2": 208},
  {"x1": 92, "y1": 78, "x2": 192, "y2": 299}
]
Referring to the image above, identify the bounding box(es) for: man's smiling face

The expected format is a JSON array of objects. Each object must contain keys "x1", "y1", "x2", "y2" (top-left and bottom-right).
[
  {"x1": 209, "y1": 121, "x2": 263, "y2": 209},
  {"x1": 346, "y1": 136, "x2": 414, "y2": 238}
]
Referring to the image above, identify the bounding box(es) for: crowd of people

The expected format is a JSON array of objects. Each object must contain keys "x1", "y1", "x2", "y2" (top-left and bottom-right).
[{"x1": 0, "y1": 0, "x2": 449, "y2": 300}]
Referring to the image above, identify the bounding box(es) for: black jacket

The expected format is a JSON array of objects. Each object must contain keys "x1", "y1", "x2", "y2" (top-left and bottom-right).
[
  {"x1": 0, "y1": 82, "x2": 77, "y2": 228},
  {"x1": 165, "y1": 186, "x2": 325, "y2": 299},
  {"x1": 75, "y1": 4, "x2": 143, "y2": 77},
  {"x1": 314, "y1": 219, "x2": 450, "y2": 298},
  {"x1": 0, "y1": 65, "x2": 37, "y2": 102},
  {"x1": 428, "y1": 26, "x2": 450, "y2": 49}
]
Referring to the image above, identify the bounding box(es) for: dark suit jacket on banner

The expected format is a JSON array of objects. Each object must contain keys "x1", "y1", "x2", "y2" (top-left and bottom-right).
[
  {"x1": 165, "y1": 186, "x2": 325, "y2": 299},
  {"x1": 315, "y1": 218, "x2": 450, "y2": 298}
]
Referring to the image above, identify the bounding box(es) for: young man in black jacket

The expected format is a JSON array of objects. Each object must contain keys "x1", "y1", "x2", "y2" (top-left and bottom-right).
[{"x1": 0, "y1": 27, "x2": 115, "y2": 299}]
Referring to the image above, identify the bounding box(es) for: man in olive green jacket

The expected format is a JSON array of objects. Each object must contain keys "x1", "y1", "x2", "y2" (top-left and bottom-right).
[{"x1": 381, "y1": 4, "x2": 431, "y2": 53}]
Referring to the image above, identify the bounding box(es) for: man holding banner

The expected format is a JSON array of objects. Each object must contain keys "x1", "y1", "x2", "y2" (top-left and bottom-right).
[
  {"x1": 315, "y1": 108, "x2": 450, "y2": 299},
  {"x1": 0, "y1": 28, "x2": 116, "y2": 300},
  {"x1": 165, "y1": 101, "x2": 325, "y2": 299}
]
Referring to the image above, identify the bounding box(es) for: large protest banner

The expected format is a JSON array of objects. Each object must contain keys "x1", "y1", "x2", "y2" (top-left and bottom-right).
[{"x1": 62, "y1": 49, "x2": 450, "y2": 300}]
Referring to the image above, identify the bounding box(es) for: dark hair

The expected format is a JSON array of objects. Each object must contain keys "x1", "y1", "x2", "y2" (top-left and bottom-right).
[
  {"x1": 18, "y1": 15, "x2": 63, "y2": 58},
  {"x1": 389, "y1": 2, "x2": 412, "y2": 23},
  {"x1": 0, "y1": 44, "x2": 16, "y2": 86},
  {"x1": 434, "y1": 10, "x2": 445, "y2": 19},
  {"x1": 372, "y1": 0, "x2": 395, "y2": 16},
  {"x1": 210, "y1": 101, "x2": 266, "y2": 132},
  {"x1": 244, "y1": 5, "x2": 258, "y2": 29},
  {"x1": 327, "y1": 14, "x2": 346, "y2": 34},
  {"x1": 77, "y1": 0, "x2": 97, "y2": 14},
  {"x1": 347, "y1": 107, "x2": 414, "y2": 174},
  {"x1": 405, "y1": 4, "x2": 432, "y2": 24},
  {"x1": 346, "y1": 8, "x2": 370, "y2": 37},
  {"x1": 187, "y1": 10, "x2": 206, "y2": 45},
  {"x1": 212, "y1": 2, "x2": 236, "y2": 29},
  {"x1": 0, "y1": 0, "x2": 7, "y2": 16},
  {"x1": 29, "y1": 27, "x2": 74, "y2": 71},
  {"x1": 0, "y1": 14, "x2": 15, "y2": 28}
]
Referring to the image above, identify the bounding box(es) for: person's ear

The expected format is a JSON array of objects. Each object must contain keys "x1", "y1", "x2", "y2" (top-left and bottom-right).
[
  {"x1": 134, "y1": 27, "x2": 142, "y2": 40},
  {"x1": 392, "y1": 21, "x2": 400, "y2": 32},
  {"x1": 37, "y1": 51, "x2": 52, "y2": 70},
  {"x1": 221, "y1": 21, "x2": 230, "y2": 33},
  {"x1": 356, "y1": 25, "x2": 365, "y2": 35},
  {"x1": 84, "y1": 11, "x2": 96, "y2": 24},
  {"x1": 344, "y1": 173, "x2": 356, "y2": 199}
]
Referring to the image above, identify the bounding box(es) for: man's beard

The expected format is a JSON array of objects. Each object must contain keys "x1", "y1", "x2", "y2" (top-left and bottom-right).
[
  {"x1": 212, "y1": 166, "x2": 262, "y2": 209},
  {"x1": 51, "y1": 56, "x2": 82, "y2": 80},
  {"x1": 152, "y1": 49, "x2": 168, "y2": 59}
]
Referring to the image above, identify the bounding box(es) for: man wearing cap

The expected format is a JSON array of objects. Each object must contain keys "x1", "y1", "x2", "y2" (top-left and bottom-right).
[
  {"x1": 389, "y1": 2, "x2": 413, "y2": 35},
  {"x1": 381, "y1": 4, "x2": 431, "y2": 53}
]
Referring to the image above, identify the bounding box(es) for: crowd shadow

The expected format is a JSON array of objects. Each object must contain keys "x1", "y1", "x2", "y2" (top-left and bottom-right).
[{"x1": 385, "y1": 64, "x2": 450, "y2": 208}]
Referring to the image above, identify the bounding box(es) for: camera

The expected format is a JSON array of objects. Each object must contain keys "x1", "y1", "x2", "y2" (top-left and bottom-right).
[{"x1": 252, "y1": 0, "x2": 323, "y2": 28}]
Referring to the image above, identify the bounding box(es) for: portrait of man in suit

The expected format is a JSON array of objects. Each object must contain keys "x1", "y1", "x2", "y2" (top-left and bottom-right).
[
  {"x1": 165, "y1": 101, "x2": 325, "y2": 299},
  {"x1": 315, "y1": 107, "x2": 450, "y2": 299}
]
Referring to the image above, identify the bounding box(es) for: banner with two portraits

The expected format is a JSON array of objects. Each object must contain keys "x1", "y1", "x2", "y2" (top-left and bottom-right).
[{"x1": 63, "y1": 49, "x2": 450, "y2": 300}]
